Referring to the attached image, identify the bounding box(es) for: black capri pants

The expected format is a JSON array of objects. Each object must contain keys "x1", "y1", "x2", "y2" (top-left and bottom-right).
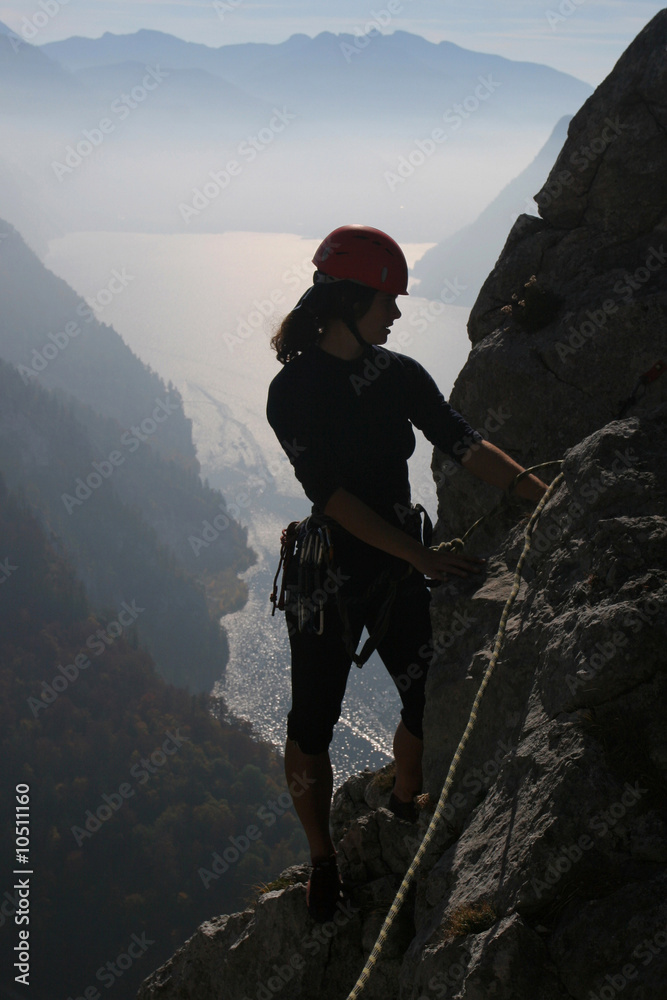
[{"x1": 285, "y1": 561, "x2": 432, "y2": 756}]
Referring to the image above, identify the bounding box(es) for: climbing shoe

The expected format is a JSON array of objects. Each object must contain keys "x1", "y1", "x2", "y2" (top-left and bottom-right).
[
  {"x1": 388, "y1": 783, "x2": 418, "y2": 823},
  {"x1": 306, "y1": 854, "x2": 345, "y2": 923}
]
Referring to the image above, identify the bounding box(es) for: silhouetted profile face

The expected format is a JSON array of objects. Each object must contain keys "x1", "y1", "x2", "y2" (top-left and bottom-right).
[{"x1": 355, "y1": 292, "x2": 402, "y2": 347}]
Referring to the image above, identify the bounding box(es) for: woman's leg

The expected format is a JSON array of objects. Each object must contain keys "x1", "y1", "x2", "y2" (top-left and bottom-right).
[
  {"x1": 392, "y1": 718, "x2": 423, "y2": 802},
  {"x1": 375, "y1": 573, "x2": 432, "y2": 804},
  {"x1": 284, "y1": 738, "x2": 335, "y2": 862},
  {"x1": 284, "y1": 576, "x2": 363, "y2": 862}
]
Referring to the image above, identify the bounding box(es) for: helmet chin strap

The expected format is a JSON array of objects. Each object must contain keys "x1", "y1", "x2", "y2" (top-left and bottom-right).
[
  {"x1": 343, "y1": 308, "x2": 372, "y2": 354},
  {"x1": 310, "y1": 271, "x2": 372, "y2": 354}
]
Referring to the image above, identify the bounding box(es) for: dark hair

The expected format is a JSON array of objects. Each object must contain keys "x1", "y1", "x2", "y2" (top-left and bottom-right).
[{"x1": 270, "y1": 277, "x2": 376, "y2": 364}]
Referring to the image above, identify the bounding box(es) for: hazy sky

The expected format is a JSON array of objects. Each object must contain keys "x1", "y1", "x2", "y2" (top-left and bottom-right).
[{"x1": 0, "y1": 0, "x2": 663, "y2": 85}]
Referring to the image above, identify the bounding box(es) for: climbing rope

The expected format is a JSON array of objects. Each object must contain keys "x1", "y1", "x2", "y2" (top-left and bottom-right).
[
  {"x1": 344, "y1": 468, "x2": 565, "y2": 1000},
  {"x1": 433, "y1": 460, "x2": 566, "y2": 556}
]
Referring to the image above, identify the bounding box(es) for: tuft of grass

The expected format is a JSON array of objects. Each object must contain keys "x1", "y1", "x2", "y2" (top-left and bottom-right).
[
  {"x1": 441, "y1": 900, "x2": 497, "y2": 939},
  {"x1": 368, "y1": 763, "x2": 397, "y2": 793},
  {"x1": 251, "y1": 873, "x2": 301, "y2": 898}
]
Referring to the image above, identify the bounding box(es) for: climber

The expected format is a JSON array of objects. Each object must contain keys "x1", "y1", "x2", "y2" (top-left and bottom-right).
[{"x1": 266, "y1": 224, "x2": 547, "y2": 923}]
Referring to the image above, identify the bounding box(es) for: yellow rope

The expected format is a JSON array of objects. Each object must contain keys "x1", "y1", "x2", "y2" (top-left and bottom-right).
[
  {"x1": 434, "y1": 461, "x2": 565, "y2": 554},
  {"x1": 344, "y1": 470, "x2": 565, "y2": 1000}
]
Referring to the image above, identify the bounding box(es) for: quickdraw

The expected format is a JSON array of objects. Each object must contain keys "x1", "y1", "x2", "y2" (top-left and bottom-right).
[
  {"x1": 269, "y1": 520, "x2": 300, "y2": 616},
  {"x1": 296, "y1": 518, "x2": 334, "y2": 635},
  {"x1": 270, "y1": 516, "x2": 335, "y2": 636}
]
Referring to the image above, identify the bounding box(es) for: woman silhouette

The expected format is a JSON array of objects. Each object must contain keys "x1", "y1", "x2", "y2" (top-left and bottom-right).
[{"x1": 267, "y1": 225, "x2": 546, "y2": 921}]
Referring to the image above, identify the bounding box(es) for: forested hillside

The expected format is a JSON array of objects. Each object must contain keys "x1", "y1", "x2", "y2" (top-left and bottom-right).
[
  {"x1": 0, "y1": 221, "x2": 197, "y2": 467},
  {"x1": 0, "y1": 358, "x2": 252, "y2": 690},
  {"x1": 0, "y1": 220, "x2": 256, "y2": 690},
  {"x1": 0, "y1": 475, "x2": 307, "y2": 999}
]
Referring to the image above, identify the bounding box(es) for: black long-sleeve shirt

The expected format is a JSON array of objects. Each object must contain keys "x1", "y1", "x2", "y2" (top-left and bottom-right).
[{"x1": 267, "y1": 345, "x2": 481, "y2": 530}]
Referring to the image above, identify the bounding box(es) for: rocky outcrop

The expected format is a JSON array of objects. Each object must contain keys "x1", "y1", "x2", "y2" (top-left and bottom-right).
[
  {"x1": 411, "y1": 115, "x2": 572, "y2": 307},
  {"x1": 137, "y1": 13, "x2": 667, "y2": 1000},
  {"x1": 137, "y1": 409, "x2": 667, "y2": 1000},
  {"x1": 436, "y1": 10, "x2": 667, "y2": 539}
]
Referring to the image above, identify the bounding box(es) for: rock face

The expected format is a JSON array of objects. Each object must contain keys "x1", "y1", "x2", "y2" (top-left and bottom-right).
[
  {"x1": 137, "y1": 14, "x2": 667, "y2": 1000},
  {"x1": 437, "y1": 10, "x2": 667, "y2": 539},
  {"x1": 411, "y1": 115, "x2": 572, "y2": 308}
]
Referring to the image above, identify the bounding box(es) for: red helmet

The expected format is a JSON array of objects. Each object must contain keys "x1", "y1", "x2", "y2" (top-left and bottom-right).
[{"x1": 312, "y1": 225, "x2": 409, "y2": 295}]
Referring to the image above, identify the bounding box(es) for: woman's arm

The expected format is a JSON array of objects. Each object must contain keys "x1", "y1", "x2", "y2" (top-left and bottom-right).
[
  {"x1": 460, "y1": 439, "x2": 547, "y2": 501},
  {"x1": 324, "y1": 441, "x2": 548, "y2": 579},
  {"x1": 323, "y1": 488, "x2": 485, "y2": 578}
]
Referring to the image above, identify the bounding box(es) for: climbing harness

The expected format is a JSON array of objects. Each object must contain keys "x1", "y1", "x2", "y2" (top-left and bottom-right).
[
  {"x1": 343, "y1": 467, "x2": 565, "y2": 1000},
  {"x1": 270, "y1": 504, "x2": 433, "y2": 667}
]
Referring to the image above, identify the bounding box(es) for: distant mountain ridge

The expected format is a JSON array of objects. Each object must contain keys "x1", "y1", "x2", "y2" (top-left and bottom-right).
[
  {"x1": 1, "y1": 25, "x2": 592, "y2": 242},
  {"x1": 40, "y1": 28, "x2": 592, "y2": 124}
]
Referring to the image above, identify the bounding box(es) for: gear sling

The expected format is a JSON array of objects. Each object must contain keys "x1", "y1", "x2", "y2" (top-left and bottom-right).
[{"x1": 270, "y1": 506, "x2": 433, "y2": 668}]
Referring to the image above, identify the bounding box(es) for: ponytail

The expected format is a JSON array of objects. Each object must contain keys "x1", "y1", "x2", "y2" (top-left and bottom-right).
[{"x1": 270, "y1": 277, "x2": 376, "y2": 365}]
